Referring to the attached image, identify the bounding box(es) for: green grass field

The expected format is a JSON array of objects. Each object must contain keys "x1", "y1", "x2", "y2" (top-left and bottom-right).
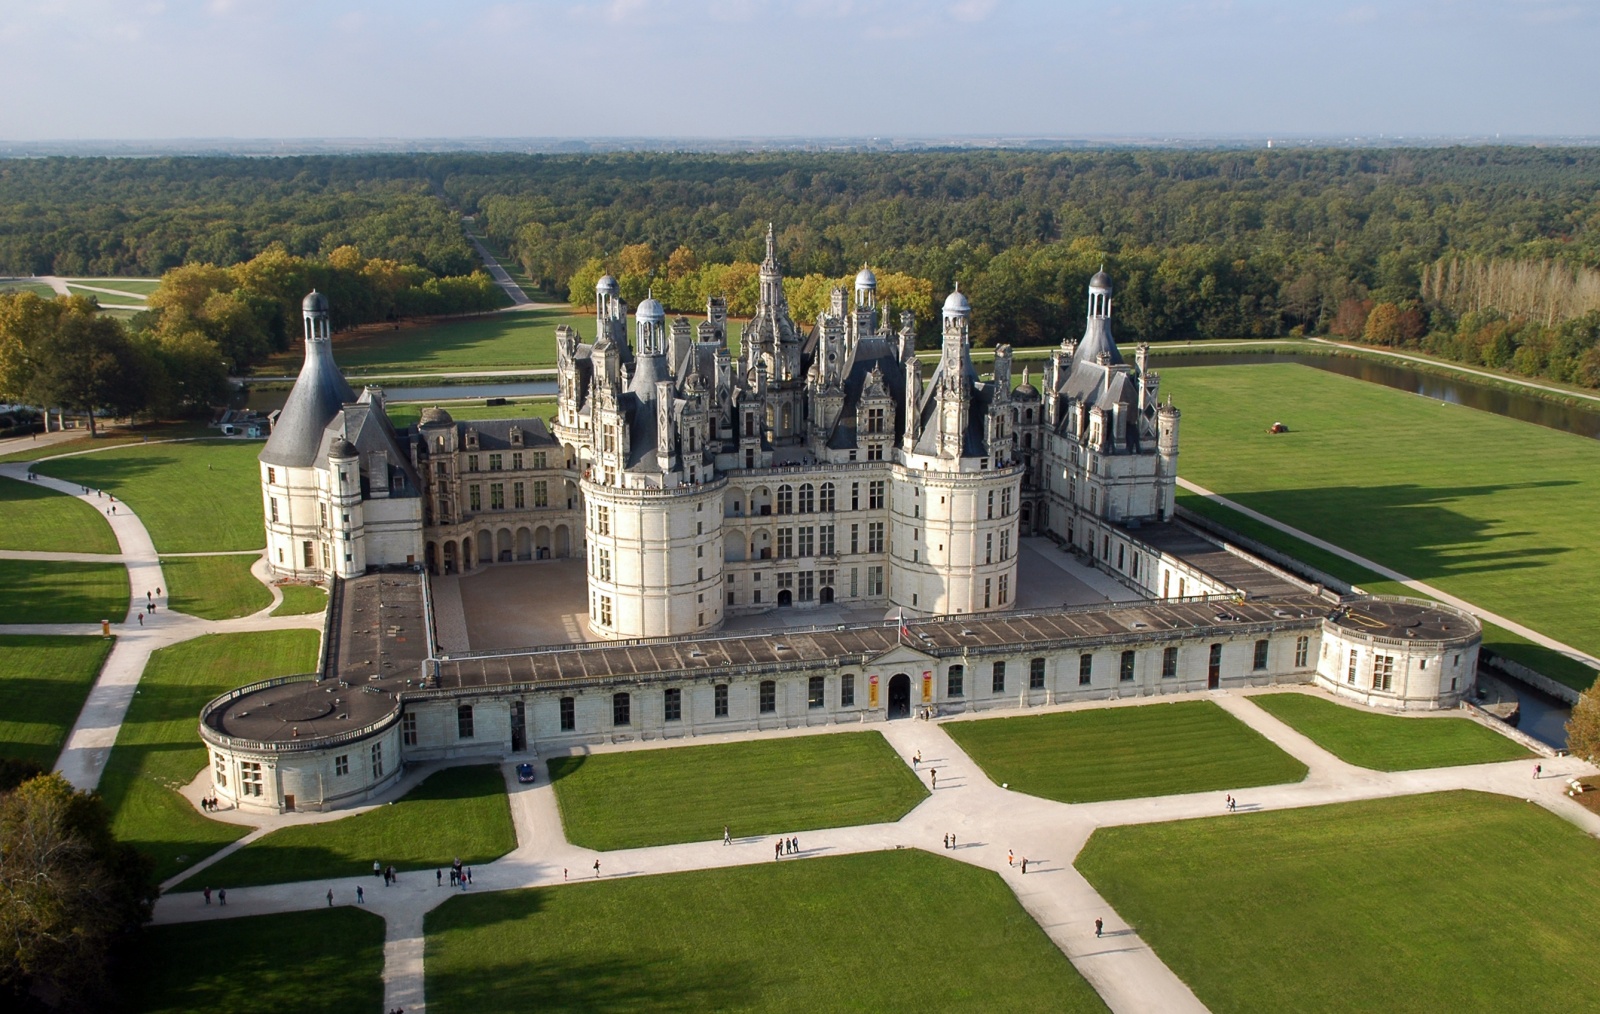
[
  {"x1": 385, "y1": 396, "x2": 557, "y2": 430},
  {"x1": 1162, "y1": 363, "x2": 1600, "y2": 679},
  {"x1": 65, "y1": 277, "x2": 158, "y2": 297},
  {"x1": 0, "y1": 474, "x2": 119, "y2": 553},
  {"x1": 547, "y1": 732, "x2": 927, "y2": 851},
  {"x1": 98, "y1": 630, "x2": 320, "y2": 883},
  {"x1": 267, "y1": 307, "x2": 588, "y2": 374},
  {"x1": 0, "y1": 422, "x2": 218, "y2": 463},
  {"x1": 161, "y1": 553, "x2": 270, "y2": 619},
  {"x1": 945, "y1": 700, "x2": 1308, "y2": 804},
  {"x1": 122, "y1": 908, "x2": 385, "y2": 1014},
  {"x1": 1076, "y1": 791, "x2": 1600, "y2": 1013},
  {"x1": 0, "y1": 279, "x2": 60, "y2": 298},
  {"x1": 272, "y1": 582, "x2": 327, "y2": 616},
  {"x1": 37, "y1": 439, "x2": 265, "y2": 552},
  {"x1": 1246, "y1": 692, "x2": 1531, "y2": 770},
  {"x1": 426, "y1": 850, "x2": 1107, "y2": 1014},
  {"x1": 0, "y1": 635, "x2": 112, "y2": 767},
  {"x1": 0, "y1": 558, "x2": 129, "y2": 623},
  {"x1": 175, "y1": 764, "x2": 516, "y2": 891}
]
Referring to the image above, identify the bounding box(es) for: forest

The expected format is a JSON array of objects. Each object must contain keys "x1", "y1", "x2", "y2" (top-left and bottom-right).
[{"x1": 2, "y1": 148, "x2": 1599, "y2": 387}]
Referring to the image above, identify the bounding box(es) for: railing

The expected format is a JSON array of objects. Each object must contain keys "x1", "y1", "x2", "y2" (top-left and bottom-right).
[
  {"x1": 196, "y1": 672, "x2": 404, "y2": 753},
  {"x1": 1331, "y1": 595, "x2": 1482, "y2": 649},
  {"x1": 317, "y1": 574, "x2": 343, "y2": 678}
]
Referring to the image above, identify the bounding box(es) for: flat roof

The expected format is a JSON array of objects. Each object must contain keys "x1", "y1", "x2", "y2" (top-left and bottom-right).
[
  {"x1": 1114, "y1": 520, "x2": 1307, "y2": 599},
  {"x1": 1330, "y1": 598, "x2": 1474, "y2": 642}
]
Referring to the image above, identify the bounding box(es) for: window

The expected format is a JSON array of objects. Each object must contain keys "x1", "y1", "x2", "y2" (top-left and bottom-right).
[
  {"x1": 778, "y1": 485, "x2": 794, "y2": 514},
  {"x1": 335, "y1": 754, "x2": 349, "y2": 777},
  {"x1": 1120, "y1": 650, "x2": 1136, "y2": 682},
  {"x1": 612, "y1": 692, "x2": 631, "y2": 726},
  {"x1": 1373, "y1": 654, "x2": 1395, "y2": 692},
  {"x1": 851, "y1": 482, "x2": 860, "y2": 510},
  {"x1": 867, "y1": 566, "x2": 884, "y2": 596},
  {"x1": 799, "y1": 484, "x2": 815, "y2": 513},
  {"x1": 992, "y1": 660, "x2": 1006, "y2": 693},
  {"x1": 1000, "y1": 529, "x2": 1011, "y2": 560},
  {"x1": 998, "y1": 574, "x2": 1009, "y2": 606},
  {"x1": 984, "y1": 578, "x2": 992, "y2": 608},
  {"x1": 319, "y1": 502, "x2": 328, "y2": 528},
  {"x1": 1030, "y1": 657, "x2": 1046, "y2": 690},
  {"x1": 947, "y1": 664, "x2": 965, "y2": 697},
  {"x1": 598, "y1": 594, "x2": 613, "y2": 626},
  {"x1": 869, "y1": 480, "x2": 885, "y2": 509},
  {"x1": 490, "y1": 483, "x2": 505, "y2": 510},
  {"x1": 593, "y1": 504, "x2": 610, "y2": 535},
  {"x1": 488, "y1": 453, "x2": 503, "y2": 471},
  {"x1": 1210, "y1": 643, "x2": 1223, "y2": 682},
  {"x1": 1295, "y1": 635, "x2": 1310, "y2": 667},
  {"x1": 798, "y1": 571, "x2": 815, "y2": 601},
  {"x1": 759, "y1": 680, "x2": 776, "y2": 714},
  {"x1": 819, "y1": 524, "x2": 835, "y2": 556},
  {"x1": 1079, "y1": 653, "x2": 1093, "y2": 685},
  {"x1": 533, "y1": 451, "x2": 547, "y2": 469},
  {"x1": 867, "y1": 522, "x2": 884, "y2": 553},
  {"x1": 820, "y1": 483, "x2": 835, "y2": 512},
  {"x1": 240, "y1": 761, "x2": 262, "y2": 797},
  {"x1": 269, "y1": 497, "x2": 279, "y2": 522},
  {"x1": 370, "y1": 743, "x2": 383, "y2": 779},
  {"x1": 840, "y1": 674, "x2": 855, "y2": 707},
  {"x1": 401, "y1": 712, "x2": 417, "y2": 746},
  {"x1": 559, "y1": 696, "x2": 575, "y2": 731},
  {"x1": 595, "y1": 547, "x2": 612, "y2": 582},
  {"x1": 213, "y1": 752, "x2": 227, "y2": 788},
  {"x1": 303, "y1": 540, "x2": 315, "y2": 568},
  {"x1": 1003, "y1": 487, "x2": 1013, "y2": 516},
  {"x1": 1248, "y1": 639, "x2": 1268, "y2": 671},
  {"x1": 777, "y1": 528, "x2": 794, "y2": 558},
  {"x1": 808, "y1": 676, "x2": 825, "y2": 709},
  {"x1": 867, "y1": 443, "x2": 884, "y2": 460},
  {"x1": 266, "y1": 467, "x2": 276, "y2": 484},
  {"x1": 798, "y1": 526, "x2": 814, "y2": 557},
  {"x1": 866, "y1": 406, "x2": 885, "y2": 433},
  {"x1": 512, "y1": 452, "x2": 523, "y2": 470},
  {"x1": 664, "y1": 687, "x2": 682, "y2": 722},
  {"x1": 714, "y1": 684, "x2": 729, "y2": 717},
  {"x1": 457, "y1": 704, "x2": 475, "y2": 739},
  {"x1": 469, "y1": 485, "x2": 482, "y2": 511},
  {"x1": 987, "y1": 490, "x2": 995, "y2": 519},
  {"x1": 986, "y1": 533, "x2": 993, "y2": 564},
  {"x1": 1347, "y1": 649, "x2": 1359, "y2": 685},
  {"x1": 1162, "y1": 646, "x2": 1178, "y2": 678}
]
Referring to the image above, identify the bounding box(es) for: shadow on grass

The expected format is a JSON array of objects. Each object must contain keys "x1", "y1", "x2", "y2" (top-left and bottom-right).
[
  {"x1": 0, "y1": 559, "x2": 128, "y2": 623},
  {"x1": 429, "y1": 947, "x2": 759, "y2": 1014}
]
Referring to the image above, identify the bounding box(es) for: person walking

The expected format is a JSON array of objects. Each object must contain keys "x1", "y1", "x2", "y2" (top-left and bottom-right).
[
  {"x1": 373, "y1": 860, "x2": 382, "y2": 878},
  {"x1": 357, "y1": 886, "x2": 365, "y2": 904},
  {"x1": 217, "y1": 889, "x2": 225, "y2": 906},
  {"x1": 1095, "y1": 918, "x2": 1103, "y2": 938},
  {"x1": 436, "y1": 869, "x2": 442, "y2": 887},
  {"x1": 465, "y1": 868, "x2": 472, "y2": 885},
  {"x1": 327, "y1": 889, "x2": 334, "y2": 907},
  {"x1": 1225, "y1": 794, "x2": 1232, "y2": 811},
  {"x1": 203, "y1": 887, "x2": 211, "y2": 905},
  {"x1": 943, "y1": 833, "x2": 950, "y2": 849},
  {"x1": 950, "y1": 832, "x2": 956, "y2": 849},
  {"x1": 594, "y1": 859, "x2": 601, "y2": 878},
  {"x1": 724, "y1": 825, "x2": 731, "y2": 846},
  {"x1": 1535, "y1": 763, "x2": 1543, "y2": 779},
  {"x1": 1008, "y1": 849, "x2": 1014, "y2": 867},
  {"x1": 775, "y1": 841, "x2": 782, "y2": 861},
  {"x1": 913, "y1": 750, "x2": 921, "y2": 769},
  {"x1": 930, "y1": 769, "x2": 937, "y2": 790}
]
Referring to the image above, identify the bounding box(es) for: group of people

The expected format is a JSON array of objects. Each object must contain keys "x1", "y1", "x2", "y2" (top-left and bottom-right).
[
  {"x1": 200, "y1": 886, "x2": 225, "y2": 905},
  {"x1": 198, "y1": 795, "x2": 221, "y2": 812},
  {"x1": 773, "y1": 836, "x2": 801, "y2": 859},
  {"x1": 373, "y1": 862, "x2": 400, "y2": 886},
  {"x1": 1004, "y1": 848, "x2": 1030, "y2": 873},
  {"x1": 439, "y1": 858, "x2": 470, "y2": 887}
]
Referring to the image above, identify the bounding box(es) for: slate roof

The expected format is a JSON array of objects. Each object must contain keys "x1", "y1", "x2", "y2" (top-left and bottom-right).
[{"x1": 261, "y1": 338, "x2": 356, "y2": 467}]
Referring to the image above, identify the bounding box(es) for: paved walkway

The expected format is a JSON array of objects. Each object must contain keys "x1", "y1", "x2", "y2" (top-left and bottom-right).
[
  {"x1": 462, "y1": 228, "x2": 536, "y2": 308},
  {"x1": 143, "y1": 683, "x2": 1600, "y2": 1014},
  {"x1": 1177, "y1": 476, "x2": 1600, "y2": 672}
]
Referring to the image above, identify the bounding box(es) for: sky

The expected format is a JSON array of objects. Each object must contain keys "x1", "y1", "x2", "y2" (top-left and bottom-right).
[{"x1": 0, "y1": 0, "x2": 1594, "y2": 141}]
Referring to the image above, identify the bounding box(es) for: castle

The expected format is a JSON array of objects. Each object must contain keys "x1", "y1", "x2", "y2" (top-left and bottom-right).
[{"x1": 260, "y1": 227, "x2": 1179, "y2": 636}]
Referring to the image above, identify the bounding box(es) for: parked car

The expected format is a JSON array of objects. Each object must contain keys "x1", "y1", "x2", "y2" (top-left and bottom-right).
[{"x1": 516, "y1": 762, "x2": 536, "y2": 784}]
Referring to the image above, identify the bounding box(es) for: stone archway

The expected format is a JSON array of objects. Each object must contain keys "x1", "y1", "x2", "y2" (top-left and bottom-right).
[
  {"x1": 516, "y1": 527, "x2": 533, "y2": 561},
  {"x1": 497, "y1": 528, "x2": 513, "y2": 562},
  {"x1": 554, "y1": 524, "x2": 571, "y2": 557},
  {"x1": 887, "y1": 673, "x2": 912, "y2": 719},
  {"x1": 777, "y1": 589, "x2": 793, "y2": 607},
  {"x1": 444, "y1": 540, "x2": 460, "y2": 574},
  {"x1": 535, "y1": 525, "x2": 552, "y2": 560},
  {"x1": 478, "y1": 529, "x2": 494, "y2": 564}
]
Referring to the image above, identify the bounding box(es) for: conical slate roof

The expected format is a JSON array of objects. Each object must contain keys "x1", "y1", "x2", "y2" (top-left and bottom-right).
[{"x1": 260, "y1": 337, "x2": 356, "y2": 467}]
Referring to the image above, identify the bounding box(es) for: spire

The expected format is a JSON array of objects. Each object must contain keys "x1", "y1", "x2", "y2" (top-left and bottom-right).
[{"x1": 763, "y1": 223, "x2": 776, "y2": 269}]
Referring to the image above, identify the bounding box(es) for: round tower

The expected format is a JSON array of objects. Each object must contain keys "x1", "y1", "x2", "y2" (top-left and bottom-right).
[
  {"x1": 326, "y1": 436, "x2": 365, "y2": 577},
  {"x1": 581, "y1": 478, "x2": 726, "y2": 639}
]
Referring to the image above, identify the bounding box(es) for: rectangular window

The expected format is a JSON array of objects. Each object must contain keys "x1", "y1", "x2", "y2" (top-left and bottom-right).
[
  {"x1": 778, "y1": 528, "x2": 794, "y2": 558},
  {"x1": 867, "y1": 566, "x2": 884, "y2": 596},
  {"x1": 595, "y1": 547, "x2": 612, "y2": 582},
  {"x1": 984, "y1": 578, "x2": 992, "y2": 609},
  {"x1": 1373, "y1": 654, "x2": 1395, "y2": 692},
  {"x1": 664, "y1": 688, "x2": 682, "y2": 722},
  {"x1": 213, "y1": 752, "x2": 227, "y2": 788},
  {"x1": 992, "y1": 660, "x2": 1006, "y2": 693},
  {"x1": 334, "y1": 754, "x2": 349, "y2": 777},
  {"x1": 598, "y1": 594, "x2": 612, "y2": 626},
  {"x1": 370, "y1": 743, "x2": 383, "y2": 779},
  {"x1": 986, "y1": 533, "x2": 993, "y2": 564},
  {"x1": 1295, "y1": 635, "x2": 1310, "y2": 668},
  {"x1": 759, "y1": 680, "x2": 776, "y2": 714},
  {"x1": 488, "y1": 453, "x2": 503, "y2": 471},
  {"x1": 267, "y1": 467, "x2": 276, "y2": 484},
  {"x1": 869, "y1": 480, "x2": 885, "y2": 509},
  {"x1": 867, "y1": 522, "x2": 884, "y2": 553},
  {"x1": 819, "y1": 524, "x2": 835, "y2": 556},
  {"x1": 987, "y1": 490, "x2": 995, "y2": 519},
  {"x1": 840, "y1": 674, "x2": 855, "y2": 707},
  {"x1": 401, "y1": 712, "x2": 417, "y2": 746},
  {"x1": 798, "y1": 571, "x2": 815, "y2": 601},
  {"x1": 808, "y1": 676, "x2": 825, "y2": 709},
  {"x1": 533, "y1": 451, "x2": 547, "y2": 469},
  {"x1": 533, "y1": 480, "x2": 548, "y2": 507},
  {"x1": 867, "y1": 443, "x2": 884, "y2": 460},
  {"x1": 512, "y1": 452, "x2": 523, "y2": 470},
  {"x1": 947, "y1": 664, "x2": 965, "y2": 697},
  {"x1": 820, "y1": 484, "x2": 835, "y2": 512},
  {"x1": 1253, "y1": 639, "x2": 1270, "y2": 671},
  {"x1": 714, "y1": 684, "x2": 729, "y2": 717},
  {"x1": 514, "y1": 482, "x2": 526, "y2": 509},
  {"x1": 1347, "y1": 649, "x2": 1359, "y2": 685},
  {"x1": 490, "y1": 483, "x2": 505, "y2": 510},
  {"x1": 559, "y1": 696, "x2": 576, "y2": 731},
  {"x1": 851, "y1": 482, "x2": 860, "y2": 510},
  {"x1": 1000, "y1": 529, "x2": 1011, "y2": 560},
  {"x1": 1003, "y1": 488, "x2": 1013, "y2": 516},
  {"x1": 457, "y1": 704, "x2": 475, "y2": 739},
  {"x1": 998, "y1": 574, "x2": 1008, "y2": 606},
  {"x1": 469, "y1": 485, "x2": 482, "y2": 511},
  {"x1": 1029, "y1": 657, "x2": 1046, "y2": 690},
  {"x1": 303, "y1": 540, "x2": 315, "y2": 568},
  {"x1": 1079, "y1": 653, "x2": 1093, "y2": 685},
  {"x1": 798, "y1": 526, "x2": 814, "y2": 557},
  {"x1": 612, "y1": 692, "x2": 631, "y2": 727},
  {"x1": 240, "y1": 761, "x2": 262, "y2": 796},
  {"x1": 467, "y1": 454, "x2": 480, "y2": 472},
  {"x1": 1162, "y1": 646, "x2": 1179, "y2": 679},
  {"x1": 270, "y1": 497, "x2": 279, "y2": 522},
  {"x1": 1120, "y1": 650, "x2": 1136, "y2": 682}
]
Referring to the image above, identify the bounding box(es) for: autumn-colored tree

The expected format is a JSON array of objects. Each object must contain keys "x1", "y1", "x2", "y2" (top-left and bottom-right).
[
  {"x1": 617, "y1": 243, "x2": 657, "y2": 279},
  {"x1": 1329, "y1": 297, "x2": 1374, "y2": 338},
  {"x1": 1363, "y1": 302, "x2": 1403, "y2": 345},
  {"x1": 1566, "y1": 680, "x2": 1600, "y2": 763},
  {"x1": 665, "y1": 245, "x2": 698, "y2": 281}
]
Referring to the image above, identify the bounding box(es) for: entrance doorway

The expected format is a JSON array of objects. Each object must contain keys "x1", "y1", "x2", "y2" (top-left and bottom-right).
[
  {"x1": 887, "y1": 673, "x2": 911, "y2": 719},
  {"x1": 819, "y1": 586, "x2": 834, "y2": 604},
  {"x1": 778, "y1": 589, "x2": 793, "y2": 607},
  {"x1": 510, "y1": 700, "x2": 527, "y2": 752}
]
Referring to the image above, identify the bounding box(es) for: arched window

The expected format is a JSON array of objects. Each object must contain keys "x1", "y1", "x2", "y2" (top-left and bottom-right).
[
  {"x1": 819, "y1": 482, "x2": 835, "y2": 512},
  {"x1": 777, "y1": 485, "x2": 794, "y2": 515},
  {"x1": 798, "y1": 483, "x2": 815, "y2": 513}
]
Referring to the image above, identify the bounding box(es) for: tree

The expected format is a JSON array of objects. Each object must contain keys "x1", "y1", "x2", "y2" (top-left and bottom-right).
[
  {"x1": 1363, "y1": 302, "x2": 1403, "y2": 346},
  {"x1": 1566, "y1": 682, "x2": 1600, "y2": 763},
  {"x1": 0, "y1": 773, "x2": 155, "y2": 1011},
  {"x1": 0, "y1": 294, "x2": 145, "y2": 435}
]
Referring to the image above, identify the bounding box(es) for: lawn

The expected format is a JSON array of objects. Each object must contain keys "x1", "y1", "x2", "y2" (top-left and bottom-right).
[
  {"x1": 267, "y1": 306, "x2": 589, "y2": 374},
  {"x1": 1076, "y1": 791, "x2": 1600, "y2": 1013},
  {"x1": 161, "y1": 553, "x2": 270, "y2": 619},
  {"x1": 0, "y1": 421, "x2": 218, "y2": 463},
  {"x1": 0, "y1": 558, "x2": 129, "y2": 623},
  {"x1": 426, "y1": 850, "x2": 1107, "y2": 1014},
  {"x1": 36, "y1": 439, "x2": 265, "y2": 552},
  {"x1": 0, "y1": 635, "x2": 112, "y2": 767},
  {"x1": 65, "y1": 277, "x2": 159, "y2": 296},
  {"x1": 385, "y1": 396, "x2": 557, "y2": 430},
  {"x1": 272, "y1": 582, "x2": 327, "y2": 616},
  {"x1": 1161, "y1": 363, "x2": 1600, "y2": 676},
  {"x1": 98, "y1": 630, "x2": 320, "y2": 883},
  {"x1": 122, "y1": 908, "x2": 385, "y2": 1014},
  {"x1": 0, "y1": 474, "x2": 119, "y2": 553},
  {"x1": 1246, "y1": 692, "x2": 1530, "y2": 770},
  {"x1": 0, "y1": 279, "x2": 60, "y2": 298},
  {"x1": 174, "y1": 764, "x2": 516, "y2": 891},
  {"x1": 945, "y1": 700, "x2": 1308, "y2": 804},
  {"x1": 547, "y1": 732, "x2": 927, "y2": 850}
]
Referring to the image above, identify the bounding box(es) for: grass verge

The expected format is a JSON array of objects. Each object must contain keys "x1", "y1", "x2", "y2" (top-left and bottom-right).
[
  {"x1": 99, "y1": 630, "x2": 320, "y2": 883},
  {"x1": 426, "y1": 850, "x2": 1107, "y2": 1013},
  {"x1": 176, "y1": 764, "x2": 515, "y2": 891},
  {"x1": 272, "y1": 583, "x2": 327, "y2": 616},
  {"x1": 0, "y1": 474, "x2": 119, "y2": 553},
  {"x1": 122, "y1": 908, "x2": 384, "y2": 1014},
  {"x1": 161, "y1": 554, "x2": 271, "y2": 619},
  {"x1": 945, "y1": 700, "x2": 1307, "y2": 804},
  {"x1": 547, "y1": 732, "x2": 927, "y2": 850},
  {"x1": 0, "y1": 558, "x2": 128, "y2": 623},
  {"x1": 1246, "y1": 692, "x2": 1530, "y2": 770},
  {"x1": 0, "y1": 635, "x2": 112, "y2": 767},
  {"x1": 1076, "y1": 791, "x2": 1600, "y2": 1013}
]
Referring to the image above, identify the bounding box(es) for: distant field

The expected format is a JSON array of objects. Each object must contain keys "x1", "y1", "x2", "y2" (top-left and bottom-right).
[
  {"x1": 270, "y1": 307, "x2": 587, "y2": 373},
  {"x1": 0, "y1": 279, "x2": 60, "y2": 298},
  {"x1": 65, "y1": 277, "x2": 160, "y2": 295},
  {"x1": 386, "y1": 397, "x2": 557, "y2": 429},
  {"x1": 1077, "y1": 791, "x2": 1600, "y2": 1013},
  {"x1": 946, "y1": 700, "x2": 1307, "y2": 804},
  {"x1": 1162, "y1": 363, "x2": 1600, "y2": 686}
]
